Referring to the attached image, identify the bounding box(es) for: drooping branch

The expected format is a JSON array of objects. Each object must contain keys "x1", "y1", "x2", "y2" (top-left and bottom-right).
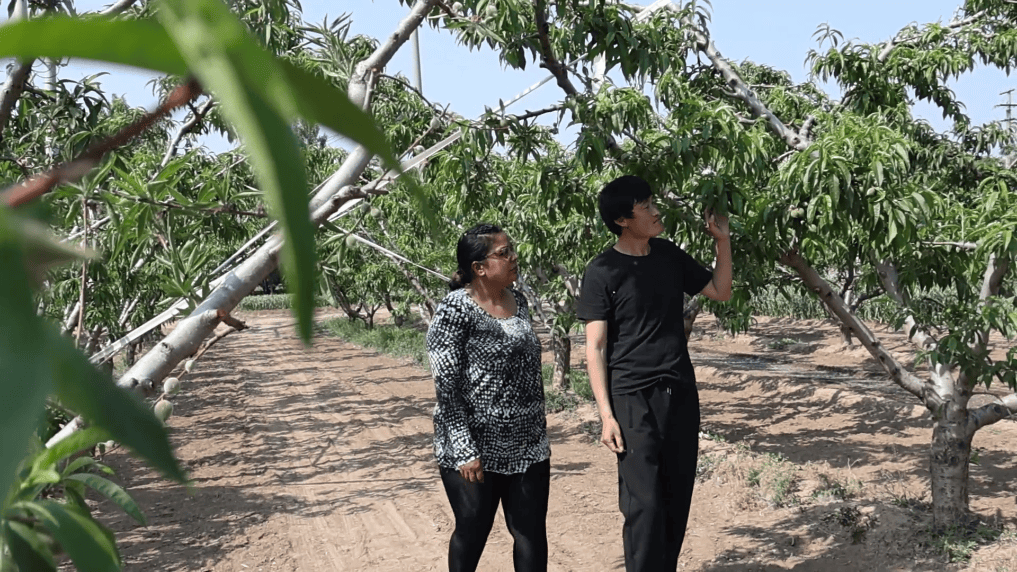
[
  {"x1": 160, "y1": 98, "x2": 216, "y2": 168},
  {"x1": 876, "y1": 11, "x2": 986, "y2": 62},
  {"x1": 969, "y1": 392, "x2": 1017, "y2": 431},
  {"x1": 680, "y1": 13, "x2": 810, "y2": 152},
  {"x1": 780, "y1": 250, "x2": 929, "y2": 401},
  {"x1": 874, "y1": 259, "x2": 956, "y2": 399},
  {"x1": 47, "y1": 4, "x2": 440, "y2": 447},
  {"x1": 99, "y1": 187, "x2": 267, "y2": 219},
  {"x1": 2, "y1": 78, "x2": 203, "y2": 208}
]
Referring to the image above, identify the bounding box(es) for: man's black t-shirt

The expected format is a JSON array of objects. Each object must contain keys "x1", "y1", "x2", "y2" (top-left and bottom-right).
[{"x1": 577, "y1": 237, "x2": 713, "y2": 395}]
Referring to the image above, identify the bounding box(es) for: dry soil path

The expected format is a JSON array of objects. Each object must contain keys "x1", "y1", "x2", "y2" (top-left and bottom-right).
[{"x1": 98, "y1": 310, "x2": 1017, "y2": 572}]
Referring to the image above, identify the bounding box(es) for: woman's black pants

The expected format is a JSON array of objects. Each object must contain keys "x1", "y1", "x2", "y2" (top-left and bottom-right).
[{"x1": 439, "y1": 458, "x2": 550, "y2": 572}]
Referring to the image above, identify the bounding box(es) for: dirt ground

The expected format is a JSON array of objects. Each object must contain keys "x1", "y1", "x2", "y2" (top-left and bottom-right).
[{"x1": 93, "y1": 309, "x2": 1017, "y2": 571}]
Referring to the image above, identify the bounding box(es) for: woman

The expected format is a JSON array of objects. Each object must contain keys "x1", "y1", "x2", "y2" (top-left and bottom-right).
[{"x1": 427, "y1": 223, "x2": 551, "y2": 572}]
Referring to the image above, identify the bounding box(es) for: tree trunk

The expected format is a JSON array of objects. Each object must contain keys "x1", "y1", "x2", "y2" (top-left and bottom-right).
[
  {"x1": 550, "y1": 331, "x2": 571, "y2": 393},
  {"x1": 683, "y1": 296, "x2": 701, "y2": 339},
  {"x1": 929, "y1": 405, "x2": 974, "y2": 527}
]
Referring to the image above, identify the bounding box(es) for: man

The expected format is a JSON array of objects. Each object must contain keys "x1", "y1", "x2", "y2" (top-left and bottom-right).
[{"x1": 577, "y1": 175, "x2": 732, "y2": 571}]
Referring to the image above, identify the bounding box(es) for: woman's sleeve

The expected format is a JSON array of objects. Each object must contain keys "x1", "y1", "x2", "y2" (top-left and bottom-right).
[{"x1": 426, "y1": 299, "x2": 480, "y2": 467}]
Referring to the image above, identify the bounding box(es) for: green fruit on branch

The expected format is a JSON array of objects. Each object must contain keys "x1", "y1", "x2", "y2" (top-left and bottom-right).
[
  {"x1": 154, "y1": 399, "x2": 173, "y2": 422},
  {"x1": 790, "y1": 208, "x2": 805, "y2": 219},
  {"x1": 163, "y1": 377, "x2": 181, "y2": 395},
  {"x1": 345, "y1": 234, "x2": 359, "y2": 249}
]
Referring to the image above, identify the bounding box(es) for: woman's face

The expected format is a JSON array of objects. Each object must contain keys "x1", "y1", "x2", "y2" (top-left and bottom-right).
[{"x1": 476, "y1": 232, "x2": 518, "y2": 286}]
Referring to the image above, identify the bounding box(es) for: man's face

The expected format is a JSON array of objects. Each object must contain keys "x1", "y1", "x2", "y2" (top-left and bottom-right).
[{"x1": 617, "y1": 197, "x2": 663, "y2": 239}]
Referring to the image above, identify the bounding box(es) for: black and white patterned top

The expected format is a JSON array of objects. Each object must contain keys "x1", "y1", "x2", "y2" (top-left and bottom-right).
[{"x1": 426, "y1": 288, "x2": 550, "y2": 474}]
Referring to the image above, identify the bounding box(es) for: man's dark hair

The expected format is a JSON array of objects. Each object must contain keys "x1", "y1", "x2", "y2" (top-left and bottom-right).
[{"x1": 599, "y1": 175, "x2": 653, "y2": 236}]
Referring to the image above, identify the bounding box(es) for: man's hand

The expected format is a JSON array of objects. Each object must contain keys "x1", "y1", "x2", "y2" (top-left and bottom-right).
[
  {"x1": 601, "y1": 417, "x2": 625, "y2": 453},
  {"x1": 458, "y1": 458, "x2": 484, "y2": 483},
  {"x1": 704, "y1": 209, "x2": 730, "y2": 241}
]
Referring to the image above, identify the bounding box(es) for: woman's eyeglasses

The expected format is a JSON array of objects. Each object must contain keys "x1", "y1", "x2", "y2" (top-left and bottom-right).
[{"x1": 486, "y1": 243, "x2": 516, "y2": 260}]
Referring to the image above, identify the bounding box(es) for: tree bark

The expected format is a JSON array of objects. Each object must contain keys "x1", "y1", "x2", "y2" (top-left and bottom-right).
[
  {"x1": 930, "y1": 402, "x2": 975, "y2": 527},
  {"x1": 683, "y1": 296, "x2": 701, "y2": 340},
  {"x1": 550, "y1": 331, "x2": 571, "y2": 393}
]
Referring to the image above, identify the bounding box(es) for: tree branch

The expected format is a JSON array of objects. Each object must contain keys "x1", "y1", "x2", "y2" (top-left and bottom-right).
[
  {"x1": 780, "y1": 250, "x2": 930, "y2": 401},
  {"x1": 0, "y1": 61, "x2": 35, "y2": 144},
  {"x1": 160, "y1": 98, "x2": 215, "y2": 168},
  {"x1": 969, "y1": 392, "x2": 1017, "y2": 431},
  {"x1": 532, "y1": 0, "x2": 579, "y2": 97},
  {"x1": 1, "y1": 0, "x2": 142, "y2": 142},
  {"x1": 678, "y1": 11, "x2": 810, "y2": 151},
  {"x1": 99, "y1": 187, "x2": 267, "y2": 219},
  {"x1": 877, "y1": 11, "x2": 986, "y2": 62}
]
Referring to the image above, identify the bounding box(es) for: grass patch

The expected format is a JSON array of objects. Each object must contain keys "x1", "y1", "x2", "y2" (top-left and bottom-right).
[
  {"x1": 929, "y1": 523, "x2": 1003, "y2": 563},
  {"x1": 541, "y1": 364, "x2": 595, "y2": 413},
  {"x1": 745, "y1": 452, "x2": 801, "y2": 508},
  {"x1": 766, "y1": 337, "x2": 800, "y2": 351},
  {"x1": 320, "y1": 317, "x2": 429, "y2": 367},
  {"x1": 812, "y1": 473, "x2": 862, "y2": 501},
  {"x1": 236, "y1": 293, "x2": 331, "y2": 311}
]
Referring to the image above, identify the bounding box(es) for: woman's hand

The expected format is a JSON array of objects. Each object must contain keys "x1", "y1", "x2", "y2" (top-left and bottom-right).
[{"x1": 458, "y1": 458, "x2": 484, "y2": 483}]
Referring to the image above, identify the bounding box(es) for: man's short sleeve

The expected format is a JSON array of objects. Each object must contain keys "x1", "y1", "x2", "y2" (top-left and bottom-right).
[
  {"x1": 577, "y1": 259, "x2": 611, "y2": 322},
  {"x1": 676, "y1": 246, "x2": 714, "y2": 296}
]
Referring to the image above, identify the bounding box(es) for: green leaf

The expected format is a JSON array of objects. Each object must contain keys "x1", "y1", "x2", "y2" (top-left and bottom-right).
[
  {"x1": 157, "y1": 0, "x2": 316, "y2": 340},
  {"x1": 3, "y1": 520, "x2": 57, "y2": 572},
  {"x1": 33, "y1": 426, "x2": 110, "y2": 475},
  {"x1": 20, "y1": 500, "x2": 120, "y2": 572},
  {"x1": 280, "y1": 63, "x2": 401, "y2": 172},
  {"x1": 0, "y1": 210, "x2": 51, "y2": 507},
  {"x1": 0, "y1": 16, "x2": 186, "y2": 75},
  {"x1": 67, "y1": 473, "x2": 147, "y2": 525},
  {"x1": 47, "y1": 328, "x2": 187, "y2": 484}
]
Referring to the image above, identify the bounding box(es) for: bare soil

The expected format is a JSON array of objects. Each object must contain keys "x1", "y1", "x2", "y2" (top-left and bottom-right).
[{"x1": 94, "y1": 309, "x2": 1017, "y2": 571}]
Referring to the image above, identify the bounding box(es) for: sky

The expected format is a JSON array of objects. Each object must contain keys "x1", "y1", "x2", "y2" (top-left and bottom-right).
[{"x1": 7, "y1": 0, "x2": 1015, "y2": 151}]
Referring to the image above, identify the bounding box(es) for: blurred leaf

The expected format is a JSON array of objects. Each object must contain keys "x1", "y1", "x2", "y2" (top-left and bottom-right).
[
  {"x1": 0, "y1": 16, "x2": 186, "y2": 75},
  {"x1": 3, "y1": 520, "x2": 57, "y2": 572},
  {"x1": 32, "y1": 426, "x2": 110, "y2": 475},
  {"x1": 158, "y1": 0, "x2": 316, "y2": 340},
  {"x1": 0, "y1": 210, "x2": 51, "y2": 507},
  {"x1": 67, "y1": 473, "x2": 147, "y2": 525},
  {"x1": 20, "y1": 500, "x2": 120, "y2": 572},
  {"x1": 48, "y1": 328, "x2": 187, "y2": 484}
]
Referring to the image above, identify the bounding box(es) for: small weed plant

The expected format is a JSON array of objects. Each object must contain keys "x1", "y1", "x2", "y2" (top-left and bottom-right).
[
  {"x1": 811, "y1": 473, "x2": 862, "y2": 501},
  {"x1": 929, "y1": 523, "x2": 1003, "y2": 563},
  {"x1": 321, "y1": 317, "x2": 429, "y2": 367},
  {"x1": 766, "y1": 337, "x2": 800, "y2": 351},
  {"x1": 745, "y1": 452, "x2": 801, "y2": 507}
]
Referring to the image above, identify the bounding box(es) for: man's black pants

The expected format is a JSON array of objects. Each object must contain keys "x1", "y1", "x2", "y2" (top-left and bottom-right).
[
  {"x1": 612, "y1": 381, "x2": 700, "y2": 572},
  {"x1": 439, "y1": 459, "x2": 550, "y2": 572}
]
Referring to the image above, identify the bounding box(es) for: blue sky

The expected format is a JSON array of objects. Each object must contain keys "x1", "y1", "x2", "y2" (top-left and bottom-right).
[{"x1": 12, "y1": 0, "x2": 1016, "y2": 150}]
